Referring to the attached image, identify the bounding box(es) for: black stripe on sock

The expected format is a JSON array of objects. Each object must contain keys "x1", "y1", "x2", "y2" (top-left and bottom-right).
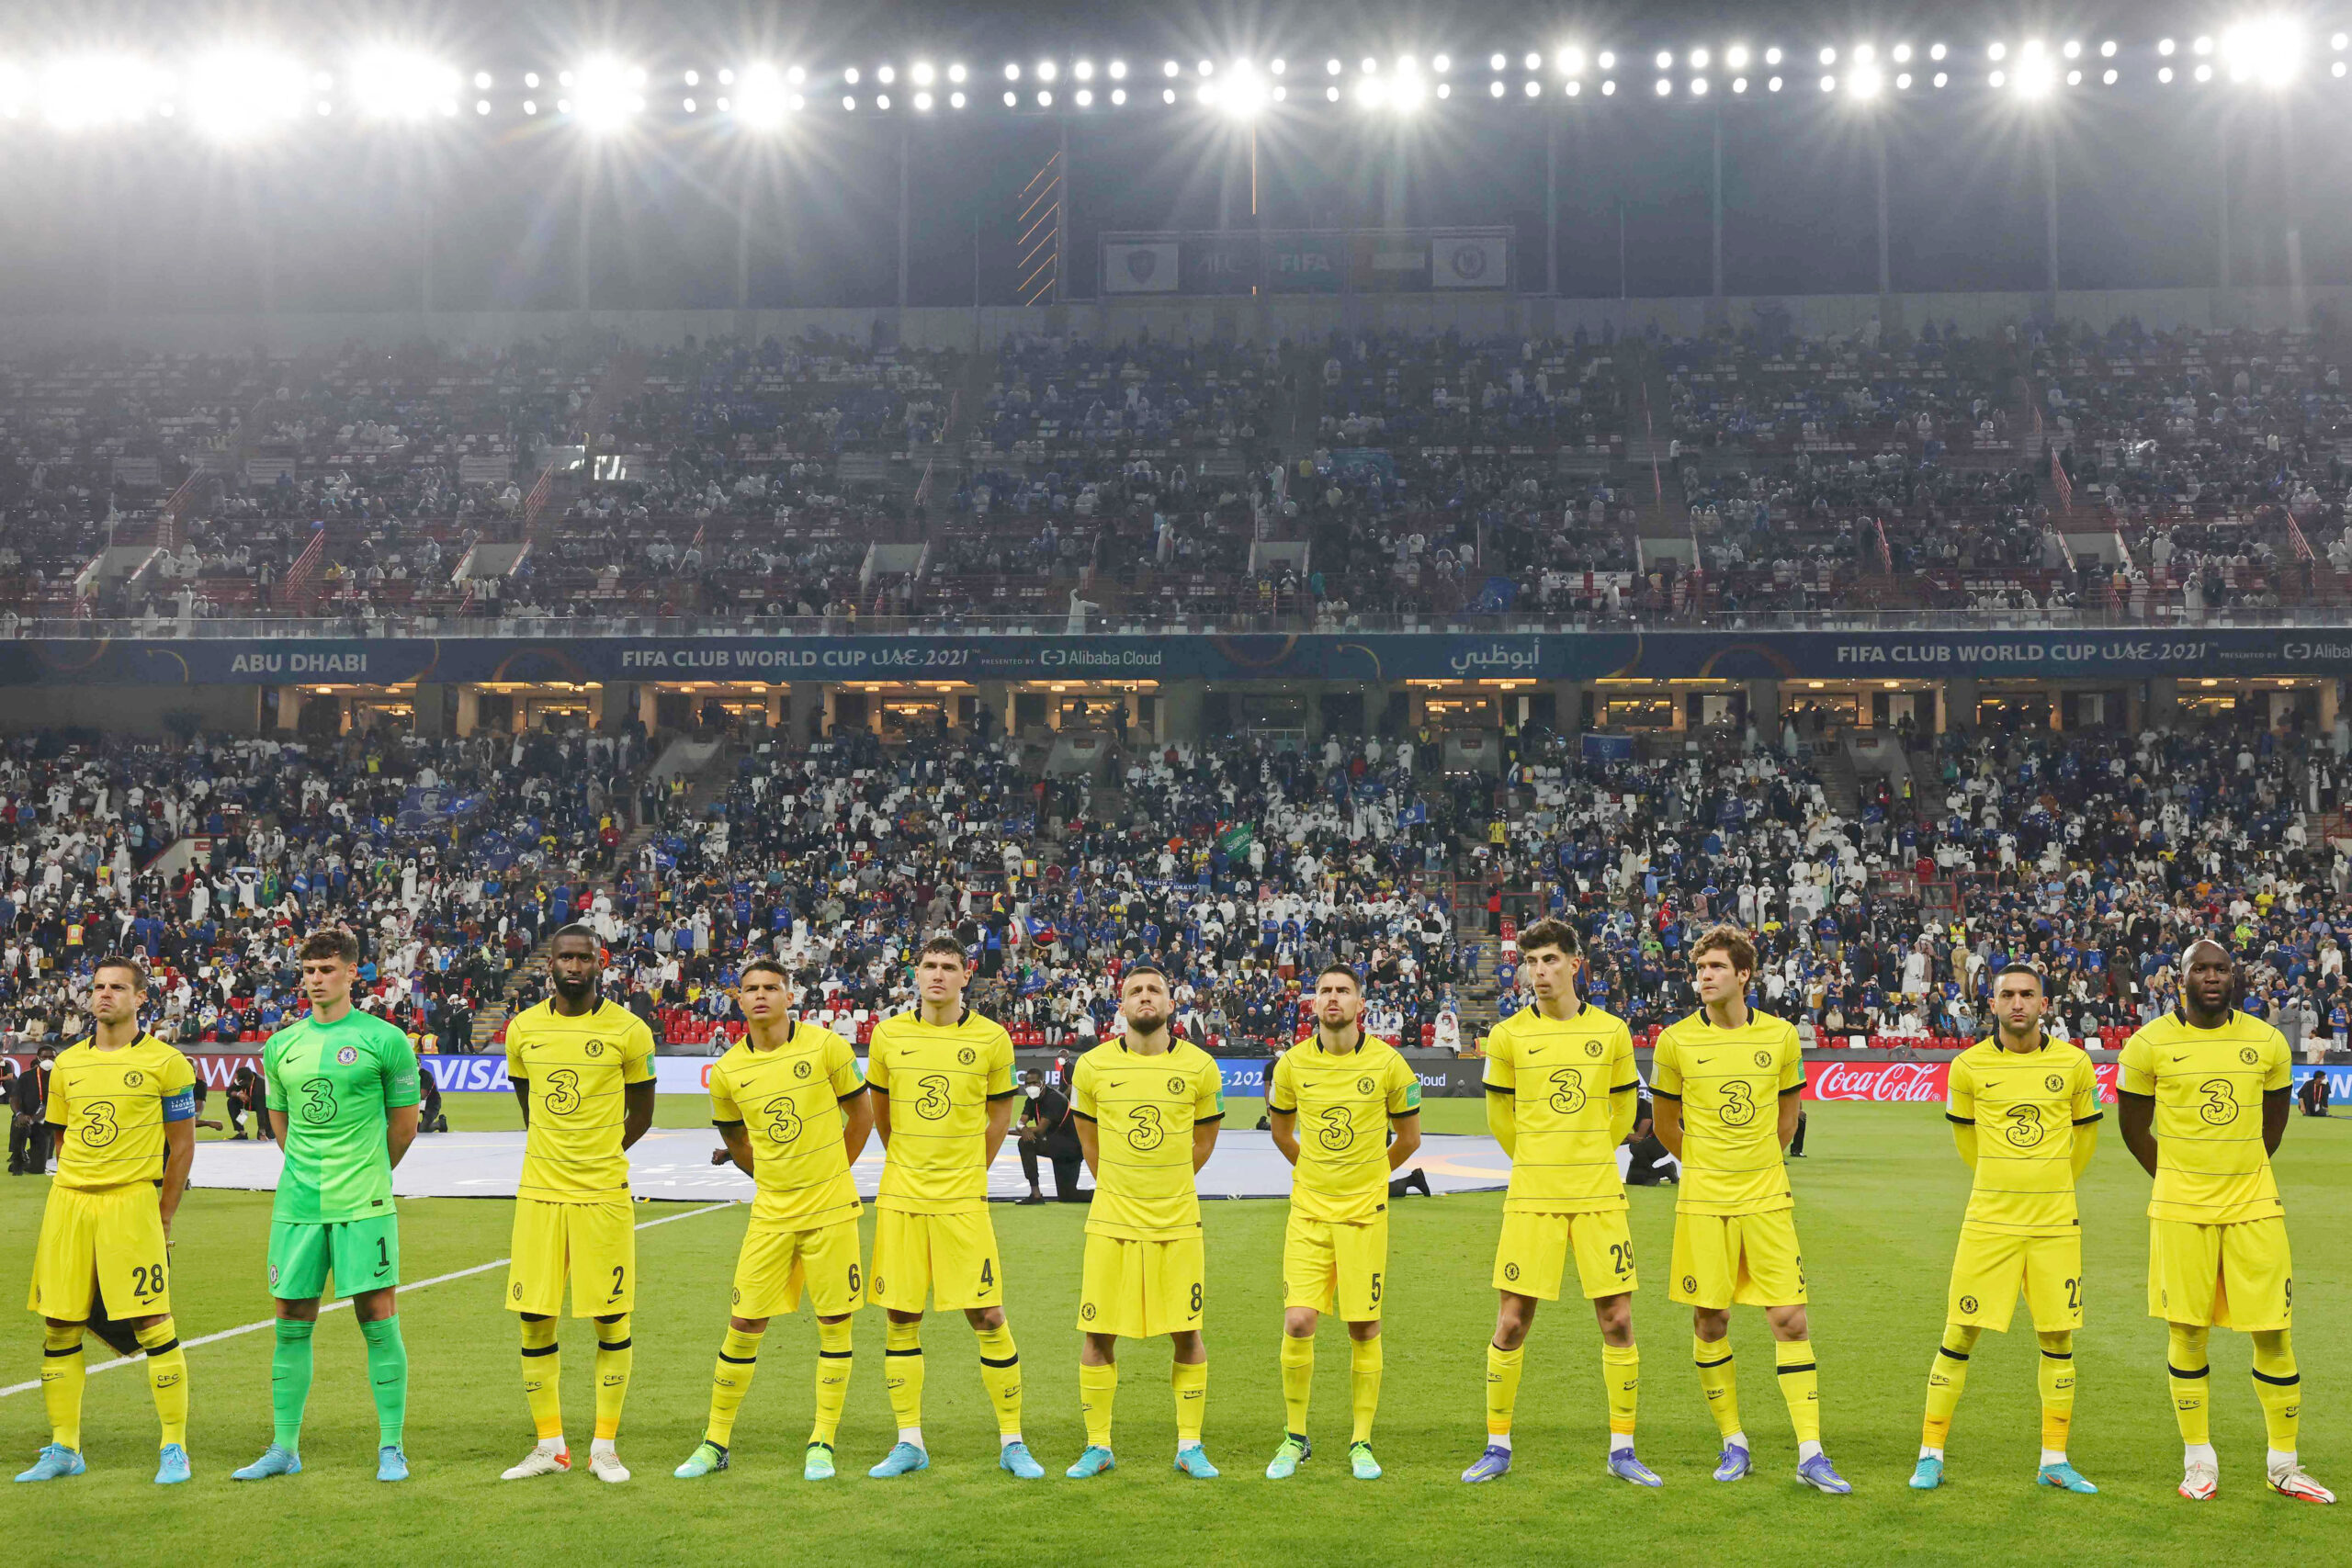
[
  {"x1": 1694, "y1": 1354, "x2": 1734, "y2": 1369},
  {"x1": 2252, "y1": 1368, "x2": 2301, "y2": 1387},
  {"x1": 44, "y1": 1344, "x2": 82, "y2": 1358},
  {"x1": 819, "y1": 1350, "x2": 854, "y2": 1359},
  {"x1": 2041, "y1": 1350, "x2": 2074, "y2": 1360},
  {"x1": 979, "y1": 1354, "x2": 1019, "y2": 1369},
  {"x1": 1938, "y1": 1347, "x2": 1971, "y2": 1362},
  {"x1": 2168, "y1": 1363, "x2": 2211, "y2": 1380},
  {"x1": 521, "y1": 1343, "x2": 560, "y2": 1359},
  {"x1": 598, "y1": 1338, "x2": 632, "y2": 1352},
  {"x1": 718, "y1": 1351, "x2": 757, "y2": 1365},
  {"x1": 885, "y1": 1348, "x2": 923, "y2": 1358},
  {"x1": 1775, "y1": 1362, "x2": 1817, "y2": 1376},
  {"x1": 144, "y1": 1338, "x2": 180, "y2": 1357}
]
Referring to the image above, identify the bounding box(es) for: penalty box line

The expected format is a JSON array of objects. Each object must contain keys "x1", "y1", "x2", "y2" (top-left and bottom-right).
[{"x1": 1, "y1": 1201, "x2": 738, "y2": 1399}]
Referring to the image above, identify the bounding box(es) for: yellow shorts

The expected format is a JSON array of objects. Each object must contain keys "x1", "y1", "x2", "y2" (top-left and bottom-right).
[
  {"x1": 872, "y1": 1207, "x2": 1002, "y2": 1313},
  {"x1": 1668, "y1": 1209, "x2": 1807, "y2": 1310},
  {"x1": 1494, "y1": 1208, "x2": 1638, "y2": 1301},
  {"x1": 2149, "y1": 1216, "x2": 2293, "y2": 1331},
  {"x1": 1283, "y1": 1209, "x2": 1390, "y2": 1321},
  {"x1": 26, "y1": 1182, "x2": 170, "y2": 1321},
  {"x1": 1079, "y1": 1232, "x2": 1204, "y2": 1338},
  {"x1": 1947, "y1": 1225, "x2": 2082, "y2": 1333},
  {"x1": 733, "y1": 1214, "x2": 865, "y2": 1319},
  {"x1": 505, "y1": 1197, "x2": 635, "y2": 1317}
]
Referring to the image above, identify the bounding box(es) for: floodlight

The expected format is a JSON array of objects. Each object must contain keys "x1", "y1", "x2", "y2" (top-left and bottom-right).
[
  {"x1": 1855, "y1": 44, "x2": 1874, "y2": 62},
  {"x1": 1431, "y1": 55, "x2": 1448, "y2": 73},
  {"x1": 1989, "y1": 41, "x2": 2007, "y2": 61},
  {"x1": 1005, "y1": 63, "x2": 1020, "y2": 81},
  {"x1": 1395, "y1": 75, "x2": 1426, "y2": 109},
  {"x1": 1073, "y1": 88, "x2": 1089, "y2": 106},
  {"x1": 351, "y1": 49, "x2": 458, "y2": 119},
  {"x1": 40, "y1": 56, "x2": 164, "y2": 128},
  {"x1": 1524, "y1": 79, "x2": 1540, "y2": 96},
  {"x1": 1598, "y1": 51, "x2": 1616, "y2": 69},
  {"x1": 186, "y1": 49, "x2": 306, "y2": 139},
  {"x1": 1003, "y1": 90, "x2": 1017, "y2": 106},
  {"x1": 474, "y1": 71, "x2": 492, "y2": 89},
  {"x1": 949, "y1": 63, "x2": 967, "y2": 83},
  {"x1": 1558, "y1": 48, "x2": 1584, "y2": 73},
  {"x1": 1656, "y1": 77, "x2": 1671, "y2": 95},
  {"x1": 1107, "y1": 88, "x2": 1121, "y2": 103},
  {"x1": 2158, "y1": 66, "x2": 2175, "y2": 83},
  {"x1": 1269, "y1": 58, "x2": 1285, "y2": 74},
  {"x1": 842, "y1": 96, "x2": 855, "y2": 110},
  {"x1": 1820, "y1": 47, "x2": 1838, "y2": 65},
  {"x1": 1488, "y1": 79, "x2": 1504, "y2": 97},
  {"x1": 2063, "y1": 40, "x2": 2081, "y2": 59},
  {"x1": 1726, "y1": 46, "x2": 1749, "y2": 68},
  {"x1": 1763, "y1": 48, "x2": 1781, "y2": 65},
  {"x1": 2194, "y1": 62, "x2": 2213, "y2": 82},
  {"x1": 2103, "y1": 69, "x2": 2118, "y2": 85},
  {"x1": 1691, "y1": 77, "x2": 1708, "y2": 95},
  {"x1": 843, "y1": 68, "x2": 860, "y2": 85},
  {"x1": 1601, "y1": 78, "x2": 1616, "y2": 94},
  {"x1": 2221, "y1": 17, "x2": 2302, "y2": 85},
  {"x1": 877, "y1": 65, "x2": 895, "y2": 84},
  {"x1": 1072, "y1": 61, "x2": 1091, "y2": 81},
  {"x1": 1325, "y1": 85, "x2": 1339, "y2": 101},
  {"x1": 1657, "y1": 51, "x2": 1674, "y2": 69},
  {"x1": 1036, "y1": 62, "x2": 1056, "y2": 82},
  {"x1": 916, "y1": 91, "x2": 933, "y2": 110},
  {"x1": 1766, "y1": 75, "x2": 1781, "y2": 91},
  {"x1": 1895, "y1": 73, "x2": 1911, "y2": 89},
  {"x1": 1732, "y1": 76, "x2": 1747, "y2": 93},
  {"x1": 1033, "y1": 90, "x2": 1046, "y2": 106},
  {"x1": 2159, "y1": 39, "x2": 2177, "y2": 56},
  {"x1": 1221, "y1": 69, "x2": 1265, "y2": 116},
  {"x1": 1892, "y1": 44, "x2": 1912, "y2": 63},
  {"x1": 1933, "y1": 72, "x2": 1947, "y2": 87},
  {"x1": 953, "y1": 91, "x2": 967, "y2": 107},
  {"x1": 1525, "y1": 52, "x2": 1541, "y2": 70},
  {"x1": 572, "y1": 56, "x2": 641, "y2": 129},
  {"x1": 1849, "y1": 65, "x2": 1882, "y2": 97},
  {"x1": 736, "y1": 62, "x2": 789, "y2": 126},
  {"x1": 1820, "y1": 73, "x2": 1837, "y2": 92},
  {"x1": 1107, "y1": 61, "x2": 1125, "y2": 79}
]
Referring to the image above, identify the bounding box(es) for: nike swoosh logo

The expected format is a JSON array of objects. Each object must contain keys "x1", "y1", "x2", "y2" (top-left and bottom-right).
[
  {"x1": 2172, "y1": 1055, "x2": 2189, "y2": 1062},
  {"x1": 1526, "y1": 1046, "x2": 1545, "y2": 1055}
]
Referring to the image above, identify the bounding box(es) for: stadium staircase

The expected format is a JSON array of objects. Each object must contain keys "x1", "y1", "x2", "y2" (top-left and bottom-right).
[
  {"x1": 1815, "y1": 740, "x2": 1862, "y2": 821},
  {"x1": 468, "y1": 735, "x2": 737, "y2": 1046},
  {"x1": 1278, "y1": 343, "x2": 1325, "y2": 461}
]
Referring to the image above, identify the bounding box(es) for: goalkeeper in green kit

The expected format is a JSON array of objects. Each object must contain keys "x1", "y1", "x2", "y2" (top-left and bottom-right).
[{"x1": 233, "y1": 929, "x2": 422, "y2": 1483}]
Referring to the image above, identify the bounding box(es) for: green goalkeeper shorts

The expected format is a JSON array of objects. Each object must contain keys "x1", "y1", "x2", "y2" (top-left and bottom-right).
[{"x1": 268, "y1": 1214, "x2": 401, "y2": 1301}]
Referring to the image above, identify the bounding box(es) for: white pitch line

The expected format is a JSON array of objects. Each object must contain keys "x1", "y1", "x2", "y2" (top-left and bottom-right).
[{"x1": 2, "y1": 1201, "x2": 737, "y2": 1398}]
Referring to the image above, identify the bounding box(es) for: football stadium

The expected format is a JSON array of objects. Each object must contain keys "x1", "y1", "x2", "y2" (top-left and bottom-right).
[{"x1": 4, "y1": 4, "x2": 2352, "y2": 1562}]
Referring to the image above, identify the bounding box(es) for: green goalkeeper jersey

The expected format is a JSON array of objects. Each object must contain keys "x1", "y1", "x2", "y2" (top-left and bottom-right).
[{"x1": 264, "y1": 1009, "x2": 422, "y2": 1224}]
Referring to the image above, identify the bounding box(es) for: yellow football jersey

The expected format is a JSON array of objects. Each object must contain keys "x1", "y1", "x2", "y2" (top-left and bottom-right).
[
  {"x1": 1483, "y1": 1002, "x2": 1639, "y2": 1213},
  {"x1": 866, "y1": 1008, "x2": 1017, "y2": 1213},
  {"x1": 1071, "y1": 1037, "x2": 1225, "y2": 1241},
  {"x1": 2119, "y1": 1009, "x2": 2292, "y2": 1224},
  {"x1": 708, "y1": 1021, "x2": 867, "y2": 1229},
  {"x1": 503, "y1": 998, "x2": 657, "y2": 1202},
  {"x1": 45, "y1": 1032, "x2": 197, "y2": 1190},
  {"x1": 1947, "y1": 1036, "x2": 2102, "y2": 1235},
  {"x1": 1267, "y1": 1032, "x2": 1421, "y2": 1224},
  {"x1": 1649, "y1": 1008, "x2": 1804, "y2": 1215}
]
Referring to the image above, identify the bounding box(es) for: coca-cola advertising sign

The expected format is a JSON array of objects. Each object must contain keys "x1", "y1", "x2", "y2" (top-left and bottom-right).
[{"x1": 1804, "y1": 1061, "x2": 2120, "y2": 1103}]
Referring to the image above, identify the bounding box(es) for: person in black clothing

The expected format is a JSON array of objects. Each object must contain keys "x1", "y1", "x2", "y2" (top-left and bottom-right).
[
  {"x1": 9, "y1": 1044, "x2": 57, "y2": 1174},
  {"x1": 2301, "y1": 1070, "x2": 2334, "y2": 1118},
  {"x1": 1622, "y1": 1080, "x2": 1679, "y2": 1186},
  {"x1": 226, "y1": 1059, "x2": 270, "y2": 1140},
  {"x1": 1015, "y1": 1068, "x2": 1086, "y2": 1203},
  {"x1": 417, "y1": 1060, "x2": 449, "y2": 1134}
]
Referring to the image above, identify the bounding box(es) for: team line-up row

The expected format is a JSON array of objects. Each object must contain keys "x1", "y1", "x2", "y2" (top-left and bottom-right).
[{"x1": 14, "y1": 920, "x2": 2335, "y2": 1504}]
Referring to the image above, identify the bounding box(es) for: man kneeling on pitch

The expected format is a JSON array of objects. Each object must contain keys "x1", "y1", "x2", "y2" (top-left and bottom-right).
[{"x1": 1064, "y1": 964, "x2": 1224, "y2": 1480}]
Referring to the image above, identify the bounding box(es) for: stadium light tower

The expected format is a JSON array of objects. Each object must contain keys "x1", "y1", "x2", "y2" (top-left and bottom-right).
[
  {"x1": 185, "y1": 48, "x2": 308, "y2": 140},
  {"x1": 351, "y1": 50, "x2": 459, "y2": 120}
]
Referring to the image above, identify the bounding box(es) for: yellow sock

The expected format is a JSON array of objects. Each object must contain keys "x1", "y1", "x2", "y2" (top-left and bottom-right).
[
  {"x1": 1080, "y1": 1361, "x2": 1117, "y2": 1450},
  {"x1": 1602, "y1": 1343, "x2": 1640, "y2": 1445},
  {"x1": 519, "y1": 1317, "x2": 563, "y2": 1442},
  {"x1": 1774, "y1": 1338, "x2": 1821, "y2": 1446},
  {"x1": 1922, "y1": 1323, "x2": 1978, "y2": 1450},
  {"x1": 706, "y1": 1326, "x2": 763, "y2": 1447},
  {"x1": 2251, "y1": 1329, "x2": 2301, "y2": 1454},
  {"x1": 884, "y1": 1320, "x2": 925, "y2": 1434},
  {"x1": 593, "y1": 1314, "x2": 633, "y2": 1441},
  {"x1": 42, "y1": 1324, "x2": 85, "y2": 1452},
  {"x1": 974, "y1": 1323, "x2": 1023, "y2": 1438},
  {"x1": 1279, "y1": 1333, "x2": 1314, "y2": 1437},
  {"x1": 2037, "y1": 1331, "x2": 2075, "y2": 1456},
  {"x1": 810, "y1": 1318, "x2": 852, "y2": 1448},
  {"x1": 1694, "y1": 1335, "x2": 1741, "y2": 1438},
  {"x1": 1349, "y1": 1336, "x2": 1383, "y2": 1446},
  {"x1": 134, "y1": 1319, "x2": 189, "y2": 1450},
  {"x1": 1485, "y1": 1343, "x2": 1525, "y2": 1438},
  {"x1": 2167, "y1": 1324, "x2": 2211, "y2": 1447},
  {"x1": 1172, "y1": 1359, "x2": 1206, "y2": 1447}
]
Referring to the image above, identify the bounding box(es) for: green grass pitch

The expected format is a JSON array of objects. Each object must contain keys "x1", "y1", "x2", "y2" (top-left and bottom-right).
[{"x1": 5, "y1": 1100, "x2": 2347, "y2": 1567}]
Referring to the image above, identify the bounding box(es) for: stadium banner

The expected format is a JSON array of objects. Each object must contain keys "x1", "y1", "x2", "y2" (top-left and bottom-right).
[
  {"x1": 2292, "y1": 1064, "x2": 2352, "y2": 1100},
  {"x1": 1266, "y1": 234, "x2": 1347, "y2": 293},
  {"x1": 1350, "y1": 236, "x2": 1430, "y2": 292},
  {"x1": 1179, "y1": 238, "x2": 1261, "y2": 296},
  {"x1": 19, "y1": 627, "x2": 2352, "y2": 688},
  {"x1": 1803, "y1": 1059, "x2": 2124, "y2": 1103},
  {"x1": 1431, "y1": 235, "x2": 1509, "y2": 289},
  {"x1": 1102, "y1": 242, "x2": 1181, "y2": 294}
]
